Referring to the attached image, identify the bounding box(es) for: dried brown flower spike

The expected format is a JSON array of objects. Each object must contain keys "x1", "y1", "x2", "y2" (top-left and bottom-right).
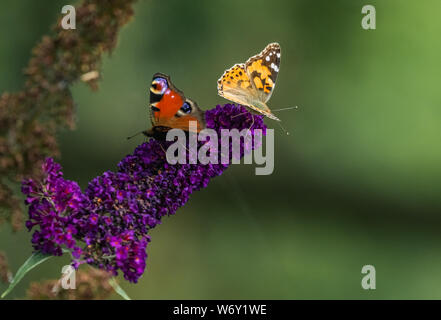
[{"x1": 0, "y1": 0, "x2": 137, "y2": 230}]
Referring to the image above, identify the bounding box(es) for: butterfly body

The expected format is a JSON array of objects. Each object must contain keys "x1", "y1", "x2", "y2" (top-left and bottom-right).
[
  {"x1": 144, "y1": 73, "x2": 205, "y2": 139},
  {"x1": 217, "y1": 43, "x2": 281, "y2": 121}
]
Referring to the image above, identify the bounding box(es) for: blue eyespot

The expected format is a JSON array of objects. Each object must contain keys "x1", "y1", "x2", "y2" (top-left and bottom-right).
[
  {"x1": 181, "y1": 102, "x2": 192, "y2": 114},
  {"x1": 151, "y1": 77, "x2": 168, "y2": 95}
]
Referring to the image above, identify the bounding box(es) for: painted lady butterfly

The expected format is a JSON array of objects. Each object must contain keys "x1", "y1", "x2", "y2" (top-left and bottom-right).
[{"x1": 217, "y1": 43, "x2": 281, "y2": 121}]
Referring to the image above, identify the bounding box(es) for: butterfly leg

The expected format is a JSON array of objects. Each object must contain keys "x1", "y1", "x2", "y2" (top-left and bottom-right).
[
  {"x1": 246, "y1": 114, "x2": 255, "y2": 138},
  {"x1": 231, "y1": 111, "x2": 249, "y2": 119},
  {"x1": 158, "y1": 142, "x2": 168, "y2": 155},
  {"x1": 231, "y1": 112, "x2": 255, "y2": 137}
]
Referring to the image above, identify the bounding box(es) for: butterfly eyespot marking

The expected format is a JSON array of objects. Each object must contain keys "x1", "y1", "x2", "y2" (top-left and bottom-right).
[
  {"x1": 151, "y1": 77, "x2": 168, "y2": 95},
  {"x1": 180, "y1": 102, "x2": 192, "y2": 114}
]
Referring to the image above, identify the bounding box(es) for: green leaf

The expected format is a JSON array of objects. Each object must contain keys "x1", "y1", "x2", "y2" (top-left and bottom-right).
[
  {"x1": 109, "y1": 277, "x2": 131, "y2": 300},
  {"x1": 1, "y1": 249, "x2": 132, "y2": 300},
  {"x1": 1, "y1": 252, "x2": 53, "y2": 299}
]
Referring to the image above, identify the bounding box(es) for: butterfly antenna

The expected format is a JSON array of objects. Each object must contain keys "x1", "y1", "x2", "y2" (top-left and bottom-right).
[
  {"x1": 276, "y1": 121, "x2": 290, "y2": 135},
  {"x1": 270, "y1": 106, "x2": 297, "y2": 135},
  {"x1": 271, "y1": 106, "x2": 298, "y2": 112},
  {"x1": 126, "y1": 131, "x2": 144, "y2": 140}
]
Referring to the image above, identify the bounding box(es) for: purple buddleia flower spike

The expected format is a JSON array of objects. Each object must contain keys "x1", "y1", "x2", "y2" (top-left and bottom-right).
[{"x1": 21, "y1": 104, "x2": 267, "y2": 283}]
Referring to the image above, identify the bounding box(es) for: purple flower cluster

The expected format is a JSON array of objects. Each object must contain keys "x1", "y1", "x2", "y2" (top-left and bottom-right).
[
  {"x1": 22, "y1": 104, "x2": 266, "y2": 283},
  {"x1": 22, "y1": 159, "x2": 87, "y2": 258}
]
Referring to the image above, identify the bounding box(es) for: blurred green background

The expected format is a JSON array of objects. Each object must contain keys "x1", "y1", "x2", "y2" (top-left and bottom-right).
[{"x1": 1, "y1": 0, "x2": 441, "y2": 299}]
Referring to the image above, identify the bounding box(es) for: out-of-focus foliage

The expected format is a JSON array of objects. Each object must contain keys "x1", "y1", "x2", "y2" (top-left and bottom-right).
[
  {"x1": 0, "y1": 0, "x2": 137, "y2": 231},
  {"x1": 1, "y1": 0, "x2": 441, "y2": 299},
  {"x1": 0, "y1": 251, "x2": 11, "y2": 284},
  {"x1": 26, "y1": 267, "x2": 114, "y2": 300}
]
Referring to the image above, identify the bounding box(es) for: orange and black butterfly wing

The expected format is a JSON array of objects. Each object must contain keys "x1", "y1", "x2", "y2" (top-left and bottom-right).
[
  {"x1": 245, "y1": 42, "x2": 281, "y2": 103},
  {"x1": 146, "y1": 73, "x2": 205, "y2": 139}
]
